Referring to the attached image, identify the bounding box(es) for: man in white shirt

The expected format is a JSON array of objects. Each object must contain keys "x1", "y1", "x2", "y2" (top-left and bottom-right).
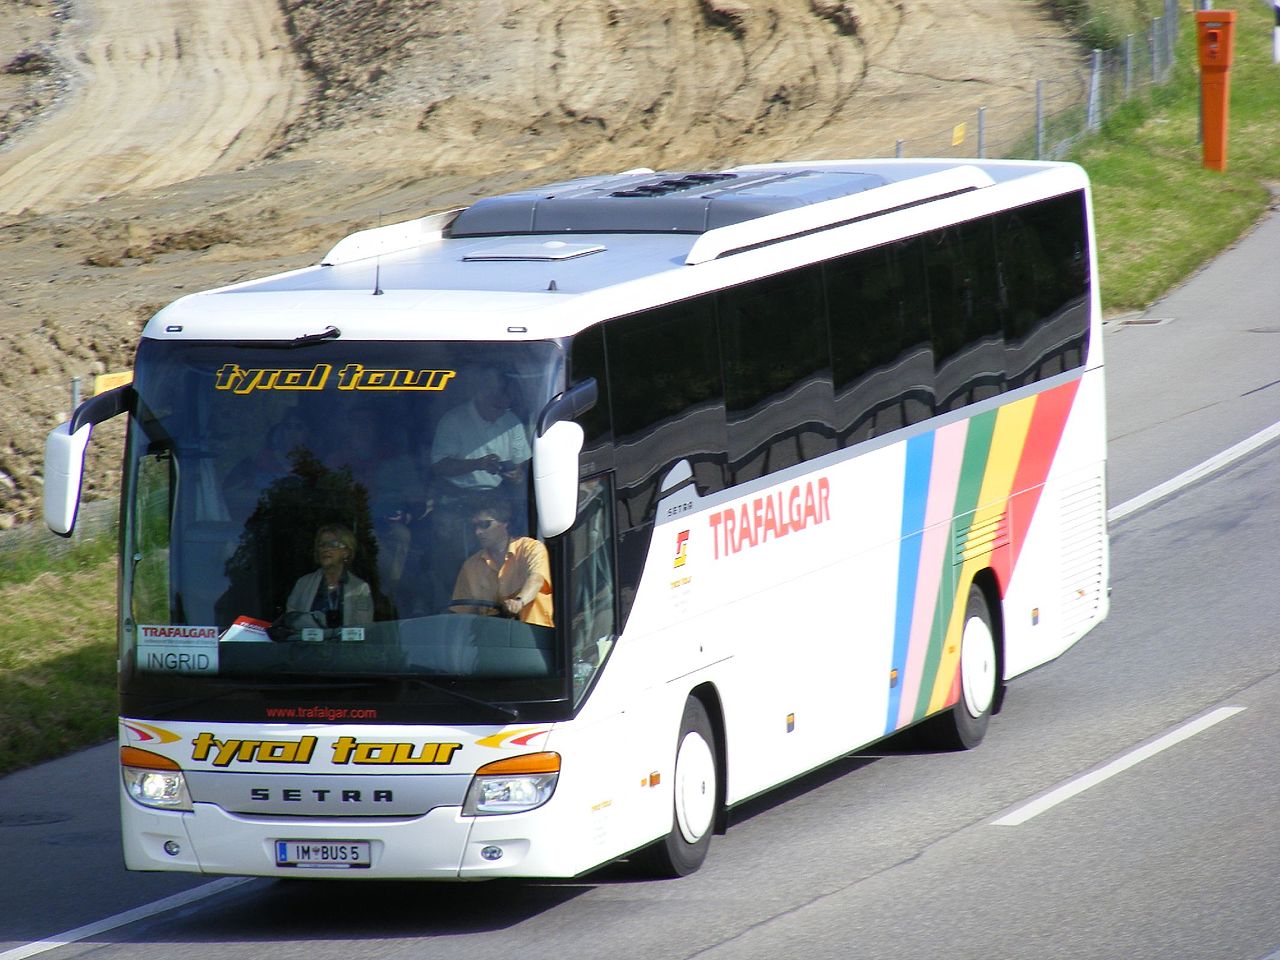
[{"x1": 430, "y1": 368, "x2": 531, "y2": 493}]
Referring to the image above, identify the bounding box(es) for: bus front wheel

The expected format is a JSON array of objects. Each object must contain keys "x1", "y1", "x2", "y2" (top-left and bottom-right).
[{"x1": 638, "y1": 697, "x2": 719, "y2": 878}]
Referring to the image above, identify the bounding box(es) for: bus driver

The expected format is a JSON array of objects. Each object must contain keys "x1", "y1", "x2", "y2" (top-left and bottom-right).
[{"x1": 449, "y1": 499, "x2": 553, "y2": 627}]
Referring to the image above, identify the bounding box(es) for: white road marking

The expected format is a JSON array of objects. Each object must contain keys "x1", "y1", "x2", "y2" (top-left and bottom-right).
[
  {"x1": 1108, "y1": 419, "x2": 1280, "y2": 522},
  {"x1": 0, "y1": 878, "x2": 252, "y2": 960},
  {"x1": 992, "y1": 706, "x2": 1246, "y2": 827}
]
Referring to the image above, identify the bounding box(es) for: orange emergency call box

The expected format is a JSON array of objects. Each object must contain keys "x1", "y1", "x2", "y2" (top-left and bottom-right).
[{"x1": 1196, "y1": 10, "x2": 1236, "y2": 172}]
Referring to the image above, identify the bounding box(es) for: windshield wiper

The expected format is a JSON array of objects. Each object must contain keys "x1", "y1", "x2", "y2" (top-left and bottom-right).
[
  {"x1": 242, "y1": 325, "x2": 343, "y2": 350},
  {"x1": 358, "y1": 673, "x2": 521, "y2": 720},
  {"x1": 137, "y1": 674, "x2": 519, "y2": 721},
  {"x1": 143, "y1": 678, "x2": 377, "y2": 716},
  {"x1": 291, "y1": 325, "x2": 341, "y2": 346}
]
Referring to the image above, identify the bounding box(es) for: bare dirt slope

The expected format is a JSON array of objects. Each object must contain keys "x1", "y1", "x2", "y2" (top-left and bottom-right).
[
  {"x1": 0, "y1": 0, "x2": 306, "y2": 215},
  {"x1": 0, "y1": 0, "x2": 1085, "y2": 526}
]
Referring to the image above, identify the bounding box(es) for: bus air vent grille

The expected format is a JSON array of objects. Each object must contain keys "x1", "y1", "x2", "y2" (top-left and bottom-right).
[
  {"x1": 1059, "y1": 476, "x2": 1106, "y2": 639},
  {"x1": 953, "y1": 511, "x2": 1009, "y2": 566}
]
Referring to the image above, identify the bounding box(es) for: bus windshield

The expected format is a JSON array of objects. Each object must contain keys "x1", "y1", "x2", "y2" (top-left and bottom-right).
[{"x1": 120, "y1": 338, "x2": 571, "y2": 722}]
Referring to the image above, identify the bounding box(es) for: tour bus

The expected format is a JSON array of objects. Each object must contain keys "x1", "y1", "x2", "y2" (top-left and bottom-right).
[{"x1": 45, "y1": 158, "x2": 1108, "y2": 879}]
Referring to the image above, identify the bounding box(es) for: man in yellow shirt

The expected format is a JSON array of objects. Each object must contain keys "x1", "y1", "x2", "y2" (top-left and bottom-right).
[{"x1": 449, "y1": 500, "x2": 553, "y2": 627}]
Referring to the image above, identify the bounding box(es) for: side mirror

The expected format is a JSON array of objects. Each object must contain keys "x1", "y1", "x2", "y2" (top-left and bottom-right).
[
  {"x1": 44, "y1": 421, "x2": 92, "y2": 536},
  {"x1": 532, "y1": 378, "x2": 597, "y2": 539},
  {"x1": 533, "y1": 420, "x2": 585, "y2": 539},
  {"x1": 42, "y1": 382, "x2": 134, "y2": 537}
]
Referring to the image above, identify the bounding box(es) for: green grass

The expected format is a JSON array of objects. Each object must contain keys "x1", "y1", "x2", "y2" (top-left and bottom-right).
[
  {"x1": 1076, "y1": 2, "x2": 1280, "y2": 311},
  {"x1": 4, "y1": 2, "x2": 1280, "y2": 776},
  {"x1": 1044, "y1": 0, "x2": 1174, "y2": 48},
  {"x1": 0, "y1": 534, "x2": 118, "y2": 775}
]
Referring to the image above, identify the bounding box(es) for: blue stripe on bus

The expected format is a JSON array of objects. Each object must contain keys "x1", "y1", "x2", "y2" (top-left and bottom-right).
[{"x1": 886, "y1": 431, "x2": 934, "y2": 734}]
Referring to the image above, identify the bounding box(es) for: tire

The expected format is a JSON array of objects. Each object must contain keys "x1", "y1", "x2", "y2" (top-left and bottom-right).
[
  {"x1": 637, "y1": 697, "x2": 719, "y2": 878},
  {"x1": 920, "y1": 583, "x2": 997, "y2": 751}
]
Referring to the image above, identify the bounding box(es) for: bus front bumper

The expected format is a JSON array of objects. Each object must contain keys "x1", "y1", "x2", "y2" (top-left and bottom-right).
[{"x1": 122, "y1": 801, "x2": 560, "y2": 879}]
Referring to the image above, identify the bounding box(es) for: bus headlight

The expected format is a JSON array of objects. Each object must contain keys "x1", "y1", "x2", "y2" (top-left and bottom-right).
[
  {"x1": 463, "y1": 752, "x2": 560, "y2": 816},
  {"x1": 121, "y1": 746, "x2": 192, "y2": 811}
]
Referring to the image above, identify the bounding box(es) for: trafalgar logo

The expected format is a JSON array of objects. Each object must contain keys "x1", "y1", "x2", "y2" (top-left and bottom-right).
[
  {"x1": 673, "y1": 530, "x2": 690, "y2": 568},
  {"x1": 708, "y1": 477, "x2": 831, "y2": 559}
]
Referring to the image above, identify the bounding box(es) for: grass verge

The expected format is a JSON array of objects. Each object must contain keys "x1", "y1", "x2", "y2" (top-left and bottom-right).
[
  {"x1": 1077, "y1": 1, "x2": 1280, "y2": 311},
  {"x1": 0, "y1": 534, "x2": 117, "y2": 775}
]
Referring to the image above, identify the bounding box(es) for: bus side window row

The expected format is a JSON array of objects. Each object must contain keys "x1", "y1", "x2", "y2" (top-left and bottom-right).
[{"x1": 570, "y1": 191, "x2": 1091, "y2": 608}]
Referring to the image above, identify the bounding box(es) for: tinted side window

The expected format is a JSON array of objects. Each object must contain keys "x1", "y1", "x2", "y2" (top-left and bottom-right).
[
  {"x1": 566, "y1": 475, "x2": 616, "y2": 706},
  {"x1": 718, "y1": 265, "x2": 835, "y2": 483},
  {"x1": 927, "y1": 218, "x2": 1006, "y2": 412},
  {"x1": 996, "y1": 192, "x2": 1090, "y2": 388},
  {"x1": 605, "y1": 295, "x2": 727, "y2": 531},
  {"x1": 603, "y1": 297, "x2": 726, "y2": 625},
  {"x1": 827, "y1": 238, "x2": 935, "y2": 445},
  {"x1": 568, "y1": 325, "x2": 614, "y2": 475}
]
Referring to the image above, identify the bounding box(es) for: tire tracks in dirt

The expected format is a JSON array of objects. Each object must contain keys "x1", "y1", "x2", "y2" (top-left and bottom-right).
[{"x1": 0, "y1": 0, "x2": 308, "y2": 216}]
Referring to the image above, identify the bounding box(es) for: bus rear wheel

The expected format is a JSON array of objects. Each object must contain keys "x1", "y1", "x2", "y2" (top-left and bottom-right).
[
  {"x1": 921, "y1": 583, "x2": 997, "y2": 750},
  {"x1": 637, "y1": 697, "x2": 718, "y2": 878}
]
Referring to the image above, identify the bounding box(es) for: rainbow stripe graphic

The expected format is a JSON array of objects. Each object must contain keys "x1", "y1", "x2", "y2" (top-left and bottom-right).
[{"x1": 885, "y1": 378, "x2": 1080, "y2": 733}]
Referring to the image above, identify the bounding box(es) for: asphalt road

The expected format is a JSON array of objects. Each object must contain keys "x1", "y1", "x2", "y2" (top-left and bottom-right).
[{"x1": 3, "y1": 206, "x2": 1280, "y2": 960}]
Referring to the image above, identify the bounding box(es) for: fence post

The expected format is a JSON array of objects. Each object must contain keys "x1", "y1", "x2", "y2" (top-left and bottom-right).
[
  {"x1": 1191, "y1": 6, "x2": 1203, "y2": 144},
  {"x1": 1124, "y1": 34, "x2": 1134, "y2": 99},
  {"x1": 1035, "y1": 79, "x2": 1044, "y2": 160},
  {"x1": 895, "y1": 139, "x2": 904, "y2": 158},
  {"x1": 1150, "y1": 19, "x2": 1159, "y2": 85},
  {"x1": 977, "y1": 107, "x2": 986, "y2": 158},
  {"x1": 1086, "y1": 49, "x2": 1103, "y2": 132}
]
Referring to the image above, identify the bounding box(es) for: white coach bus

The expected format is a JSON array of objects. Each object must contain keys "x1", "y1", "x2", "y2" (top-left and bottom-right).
[{"x1": 45, "y1": 158, "x2": 1108, "y2": 879}]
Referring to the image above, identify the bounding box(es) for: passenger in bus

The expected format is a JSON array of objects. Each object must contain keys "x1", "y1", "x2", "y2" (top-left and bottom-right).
[
  {"x1": 429, "y1": 368, "x2": 531, "y2": 495},
  {"x1": 223, "y1": 412, "x2": 308, "y2": 518},
  {"x1": 449, "y1": 499, "x2": 553, "y2": 627},
  {"x1": 324, "y1": 408, "x2": 431, "y2": 611},
  {"x1": 283, "y1": 523, "x2": 375, "y2": 629}
]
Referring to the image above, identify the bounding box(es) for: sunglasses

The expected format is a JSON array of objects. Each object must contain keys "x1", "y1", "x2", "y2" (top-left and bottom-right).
[
  {"x1": 471, "y1": 519, "x2": 499, "y2": 530},
  {"x1": 317, "y1": 539, "x2": 347, "y2": 549}
]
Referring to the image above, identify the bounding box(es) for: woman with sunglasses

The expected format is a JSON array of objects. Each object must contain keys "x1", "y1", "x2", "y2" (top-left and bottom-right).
[{"x1": 284, "y1": 523, "x2": 375, "y2": 630}]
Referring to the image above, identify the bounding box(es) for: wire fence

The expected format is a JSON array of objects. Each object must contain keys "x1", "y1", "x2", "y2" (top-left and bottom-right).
[
  {"x1": 888, "y1": 0, "x2": 1181, "y2": 160},
  {"x1": 0, "y1": 499, "x2": 117, "y2": 562}
]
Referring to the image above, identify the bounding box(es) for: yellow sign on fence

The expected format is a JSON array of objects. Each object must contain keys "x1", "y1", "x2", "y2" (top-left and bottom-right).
[
  {"x1": 951, "y1": 123, "x2": 966, "y2": 147},
  {"x1": 93, "y1": 370, "x2": 134, "y2": 395}
]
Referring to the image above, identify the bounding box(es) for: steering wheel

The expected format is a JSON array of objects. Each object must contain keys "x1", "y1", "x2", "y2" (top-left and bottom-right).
[
  {"x1": 443, "y1": 597, "x2": 508, "y2": 615},
  {"x1": 268, "y1": 610, "x2": 326, "y2": 642}
]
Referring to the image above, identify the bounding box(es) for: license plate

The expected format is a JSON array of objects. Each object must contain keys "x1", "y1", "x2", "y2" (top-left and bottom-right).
[{"x1": 275, "y1": 840, "x2": 371, "y2": 868}]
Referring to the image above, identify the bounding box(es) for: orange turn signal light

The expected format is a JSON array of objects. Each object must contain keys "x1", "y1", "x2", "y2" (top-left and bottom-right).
[
  {"x1": 121, "y1": 746, "x2": 182, "y2": 771},
  {"x1": 474, "y1": 752, "x2": 561, "y2": 776}
]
